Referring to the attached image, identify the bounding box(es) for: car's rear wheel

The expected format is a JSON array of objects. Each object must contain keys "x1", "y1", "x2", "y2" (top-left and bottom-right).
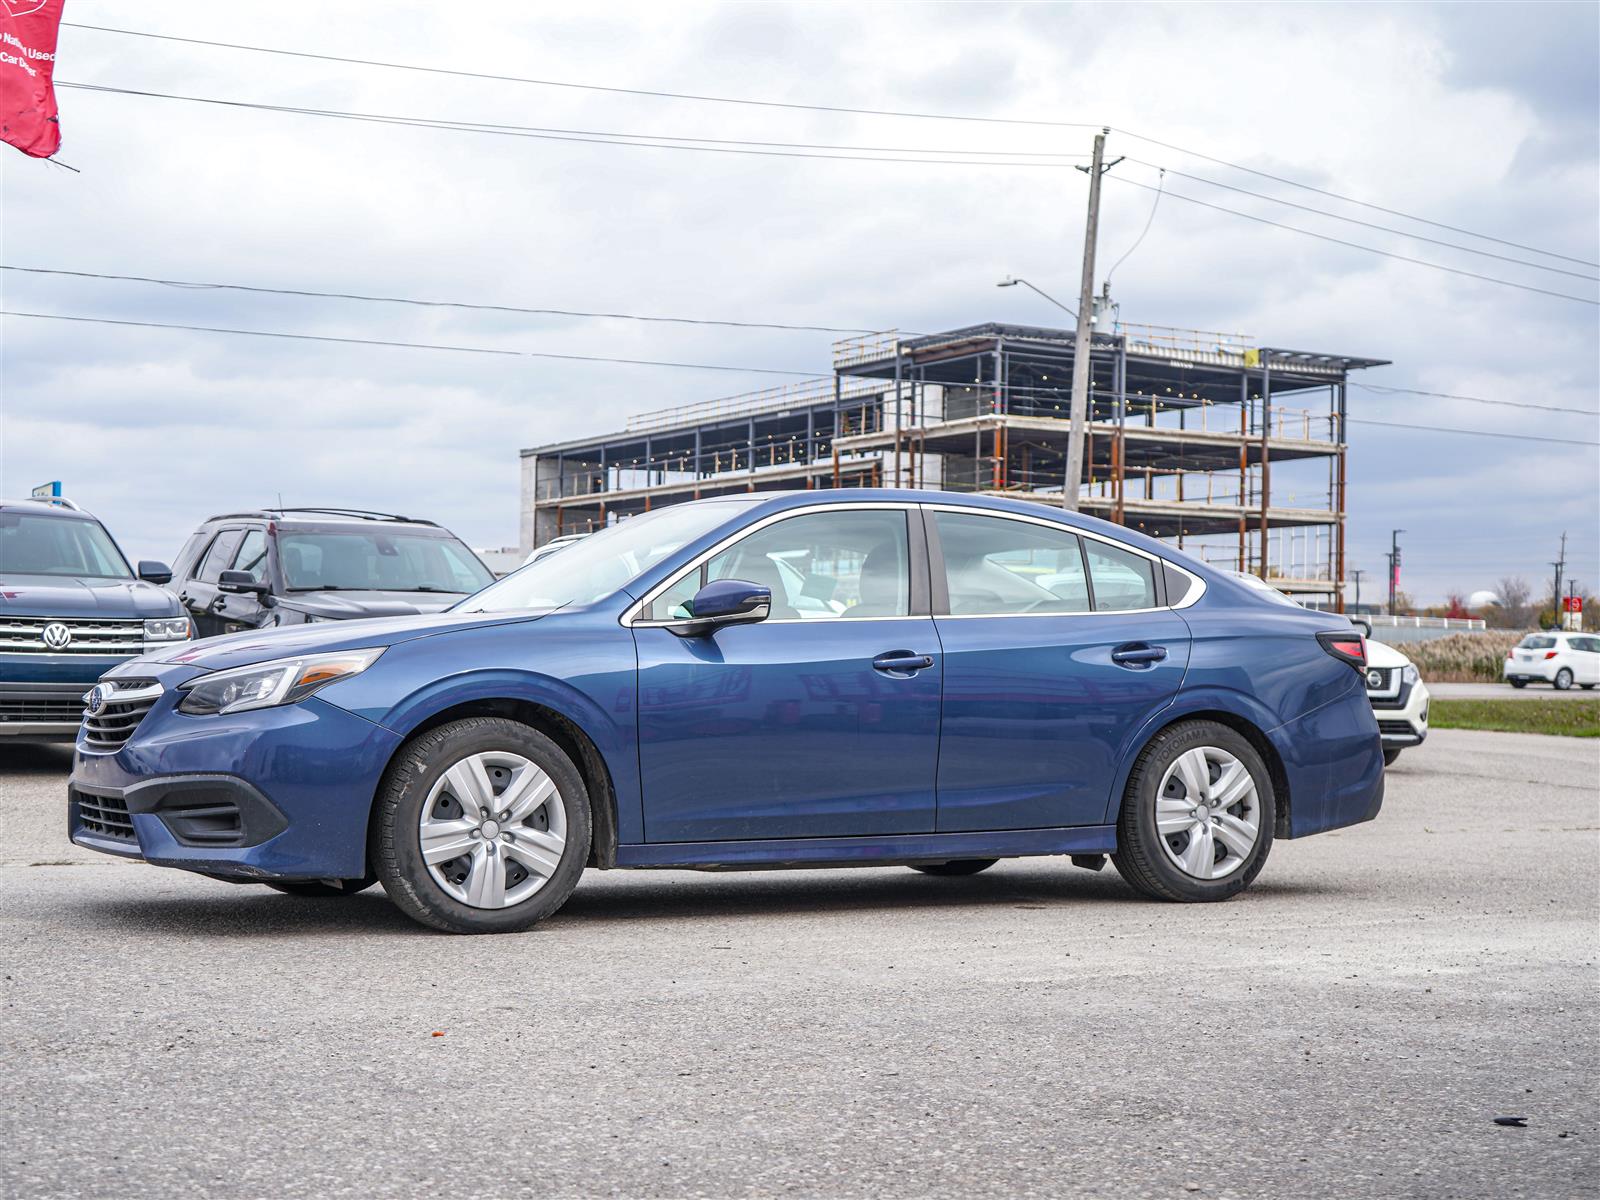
[
  {"x1": 266, "y1": 876, "x2": 376, "y2": 897},
  {"x1": 372, "y1": 718, "x2": 591, "y2": 934},
  {"x1": 1554, "y1": 668, "x2": 1574, "y2": 691},
  {"x1": 1111, "y1": 720, "x2": 1275, "y2": 903},
  {"x1": 909, "y1": 859, "x2": 998, "y2": 876}
]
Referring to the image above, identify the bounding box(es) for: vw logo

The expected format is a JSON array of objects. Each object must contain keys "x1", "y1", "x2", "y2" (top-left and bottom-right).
[
  {"x1": 40, "y1": 622, "x2": 72, "y2": 650},
  {"x1": 84, "y1": 685, "x2": 108, "y2": 717}
]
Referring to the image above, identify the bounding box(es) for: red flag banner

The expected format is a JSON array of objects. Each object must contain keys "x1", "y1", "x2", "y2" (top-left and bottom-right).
[{"x1": 1, "y1": 0, "x2": 65, "y2": 158}]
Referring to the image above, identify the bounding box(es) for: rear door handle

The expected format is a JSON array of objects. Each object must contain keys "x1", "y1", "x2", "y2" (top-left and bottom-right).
[
  {"x1": 872, "y1": 650, "x2": 934, "y2": 675},
  {"x1": 1111, "y1": 642, "x2": 1168, "y2": 667}
]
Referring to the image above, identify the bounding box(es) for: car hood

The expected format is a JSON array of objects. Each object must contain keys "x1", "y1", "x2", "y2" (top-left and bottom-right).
[
  {"x1": 0, "y1": 574, "x2": 181, "y2": 619},
  {"x1": 133, "y1": 609, "x2": 543, "y2": 674},
  {"x1": 1366, "y1": 639, "x2": 1412, "y2": 669},
  {"x1": 277, "y1": 590, "x2": 471, "y2": 620}
]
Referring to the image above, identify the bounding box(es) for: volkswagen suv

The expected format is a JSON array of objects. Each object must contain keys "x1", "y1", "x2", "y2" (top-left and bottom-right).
[{"x1": 1, "y1": 497, "x2": 189, "y2": 743}]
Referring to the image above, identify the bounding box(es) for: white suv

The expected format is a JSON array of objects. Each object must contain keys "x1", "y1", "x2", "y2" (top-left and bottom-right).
[
  {"x1": 1364, "y1": 638, "x2": 1430, "y2": 765},
  {"x1": 1503, "y1": 633, "x2": 1600, "y2": 690}
]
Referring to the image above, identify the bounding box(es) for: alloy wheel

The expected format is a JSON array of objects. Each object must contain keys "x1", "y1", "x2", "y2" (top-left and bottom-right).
[
  {"x1": 1154, "y1": 745, "x2": 1261, "y2": 881},
  {"x1": 418, "y1": 751, "x2": 568, "y2": 909}
]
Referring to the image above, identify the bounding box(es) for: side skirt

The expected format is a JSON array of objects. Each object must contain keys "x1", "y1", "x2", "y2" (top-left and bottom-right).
[{"x1": 614, "y1": 825, "x2": 1117, "y2": 870}]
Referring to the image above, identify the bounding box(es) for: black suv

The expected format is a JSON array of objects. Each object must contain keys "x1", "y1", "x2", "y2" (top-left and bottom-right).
[{"x1": 168, "y1": 508, "x2": 495, "y2": 636}]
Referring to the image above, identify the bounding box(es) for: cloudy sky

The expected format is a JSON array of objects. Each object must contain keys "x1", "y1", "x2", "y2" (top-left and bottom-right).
[{"x1": 2, "y1": 0, "x2": 1596, "y2": 603}]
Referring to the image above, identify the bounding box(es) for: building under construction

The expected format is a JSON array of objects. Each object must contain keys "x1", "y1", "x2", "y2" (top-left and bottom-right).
[{"x1": 520, "y1": 321, "x2": 1387, "y2": 607}]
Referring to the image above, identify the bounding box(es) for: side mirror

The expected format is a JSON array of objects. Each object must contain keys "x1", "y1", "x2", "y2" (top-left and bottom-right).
[
  {"x1": 137, "y1": 560, "x2": 173, "y2": 585},
  {"x1": 1348, "y1": 617, "x2": 1372, "y2": 638},
  {"x1": 217, "y1": 569, "x2": 270, "y2": 595},
  {"x1": 668, "y1": 579, "x2": 772, "y2": 637}
]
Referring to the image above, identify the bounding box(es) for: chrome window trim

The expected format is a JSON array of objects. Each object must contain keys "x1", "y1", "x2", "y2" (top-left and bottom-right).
[
  {"x1": 922, "y1": 502, "x2": 1207, "y2": 617},
  {"x1": 622, "y1": 502, "x2": 923, "y2": 628}
]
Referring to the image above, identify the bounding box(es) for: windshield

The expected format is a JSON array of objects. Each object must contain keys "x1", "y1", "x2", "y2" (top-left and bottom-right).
[
  {"x1": 0, "y1": 512, "x2": 132, "y2": 579},
  {"x1": 280, "y1": 529, "x2": 494, "y2": 593},
  {"x1": 462, "y1": 501, "x2": 749, "y2": 612},
  {"x1": 1518, "y1": 635, "x2": 1557, "y2": 649}
]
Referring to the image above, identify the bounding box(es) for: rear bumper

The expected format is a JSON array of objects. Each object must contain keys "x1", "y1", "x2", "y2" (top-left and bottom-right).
[{"x1": 1270, "y1": 679, "x2": 1386, "y2": 838}]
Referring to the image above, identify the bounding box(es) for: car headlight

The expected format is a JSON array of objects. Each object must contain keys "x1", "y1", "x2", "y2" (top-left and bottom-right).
[
  {"x1": 1401, "y1": 664, "x2": 1420, "y2": 686},
  {"x1": 177, "y1": 648, "x2": 385, "y2": 716},
  {"x1": 143, "y1": 617, "x2": 193, "y2": 642}
]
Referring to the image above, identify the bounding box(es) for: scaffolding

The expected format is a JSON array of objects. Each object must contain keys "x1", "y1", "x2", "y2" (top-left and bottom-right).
[{"x1": 519, "y1": 320, "x2": 1387, "y2": 607}]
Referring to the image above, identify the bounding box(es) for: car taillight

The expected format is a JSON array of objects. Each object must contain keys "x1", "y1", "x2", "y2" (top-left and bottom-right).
[
  {"x1": 1317, "y1": 631, "x2": 1367, "y2": 672},
  {"x1": 1545, "y1": 651, "x2": 1559, "y2": 659},
  {"x1": 1506, "y1": 651, "x2": 1515, "y2": 659}
]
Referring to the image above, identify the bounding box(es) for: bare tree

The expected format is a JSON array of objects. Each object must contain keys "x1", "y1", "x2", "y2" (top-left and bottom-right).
[{"x1": 1494, "y1": 576, "x2": 1534, "y2": 629}]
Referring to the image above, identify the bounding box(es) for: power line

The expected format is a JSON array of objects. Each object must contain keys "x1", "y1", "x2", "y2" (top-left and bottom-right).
[
  {"x1": 1116, "y1": 129, "x2": 1599, "y2": 270},
  {"x1": 0, "y1": 310, "x2": 829, "y2": 378},
  {"x1": 5, "y1": 307, "x2": 1597, "y2": 448},
  {"x1": 1350, "y1": 381, "x2": 1598, "y2": 417},
  {"x1": 60, "y1": 22, "x2": 1102, "y2": 131},
  {"x1": 1124, "y1": 159, "x2": 1599, "y2": 282},
  {"x1": 57, "y1": 83, "x2": 1090, "y2": 169},
  {"x1": 62, "y1": 21, "x2": 1596, "y2": 269},
  {"x1": 0, "y1": 264, "x2": 900, "y2": 336},
  {"x1": 1110, "y1": 175, "x2": 1600, "y2": 305}
]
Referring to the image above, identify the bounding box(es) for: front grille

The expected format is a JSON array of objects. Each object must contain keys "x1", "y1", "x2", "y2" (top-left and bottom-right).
[
  {"x1": 0, "y1": 696, "x2": 84, "y2": 724},
  {"x1": 81, "y1": 681, "x2": 162, "y2": 752},
  {"x1": 1377, "y1": 718, "x2": 1414, "y2": 737},
  {"x1": 75, "y1": 790, "x2": 136, "y2": 841},
  {"x1": 0, "y1": 616, "x2": 145, "y2": 656}
]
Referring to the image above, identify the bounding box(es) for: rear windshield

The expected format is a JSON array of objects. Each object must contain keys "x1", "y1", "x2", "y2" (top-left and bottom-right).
[
  {"x1": 0, "y1": 512, "x2": 131, "y2": 579},
  {"x1": 279, "y1": 528, "x2": 494, "y2": 594},
  {"x1": 1517, "y1": 635, "x2": 1556, "y2": 649}
]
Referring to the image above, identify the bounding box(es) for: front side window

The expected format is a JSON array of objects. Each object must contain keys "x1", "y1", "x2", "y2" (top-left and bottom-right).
[
  {"x1": 195, "y1": 530, "x2": 245, "y2": 583},
  {"x1": 652, "y1": 509, "x2": 911, "y2": 621},
  {"x1": 279, "y1": 529, "x2": 494, "y2": 594},
  {"x1": 934, "y1": 511, "x2": 1090, "y2": 616},
  {"x1": 0, "y1": 512, "x2": 132, "y2": 579},
  {"x1": 231, "y1": 529, "x2": 269, "y2": 581},
  {"x1": 1084, "y1": 539, "x2": 1158, "y2": 611}
]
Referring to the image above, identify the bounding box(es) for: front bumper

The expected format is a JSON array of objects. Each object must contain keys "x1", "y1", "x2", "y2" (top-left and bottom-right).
[
  {"x1": 1369, "y1": 676, "x2": 1430, "y2": 748},
  {"x1": 69, "y1": 689, "x2": 403, "y2": 881}
]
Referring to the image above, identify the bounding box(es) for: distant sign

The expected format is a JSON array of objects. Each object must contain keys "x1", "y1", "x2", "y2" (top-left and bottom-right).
[
  {"x1": 1563, "y1": 596, "x2": 1583, "y2": 613},
  {"x1": 30, "y1": 480, "x2": 61, "y2": 501}
]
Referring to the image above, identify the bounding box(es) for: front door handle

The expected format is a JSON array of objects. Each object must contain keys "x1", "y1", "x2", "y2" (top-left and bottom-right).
[
  {"x1": 872, "y1": 650, "x2": 934, "y2": 675},
  {"x1": 1111, "y1": 642, "x2": 1168, "y2": 667}
]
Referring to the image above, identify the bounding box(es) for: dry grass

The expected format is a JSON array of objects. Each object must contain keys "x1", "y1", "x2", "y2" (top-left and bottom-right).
[{"x1": 1395, "y1": 631, "x2": 1527, "y2": 683}]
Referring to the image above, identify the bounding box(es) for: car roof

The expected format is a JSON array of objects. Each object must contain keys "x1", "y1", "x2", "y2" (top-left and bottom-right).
[
  {"x1": 0, "y1": 499, "x2": 99, "y2": 521},
  {"x1": 200, "y1": 507, "x2": 443, "y2": 531}
]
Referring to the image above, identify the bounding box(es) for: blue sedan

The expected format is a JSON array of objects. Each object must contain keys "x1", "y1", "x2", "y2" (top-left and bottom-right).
[{"x1": 69, "y1": 491, "x2": 1383, "y2": 933}]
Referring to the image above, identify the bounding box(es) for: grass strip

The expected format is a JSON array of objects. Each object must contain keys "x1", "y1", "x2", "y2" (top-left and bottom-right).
[{"x1": 1429, "y1": 698, "x2": 1600, "y2": 738}]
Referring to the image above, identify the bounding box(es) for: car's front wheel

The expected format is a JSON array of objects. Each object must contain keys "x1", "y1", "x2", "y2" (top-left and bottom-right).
[
  {"x1": 1382, "y1": 748, "x2": 1403, "y2": 766},
  {"x1": 1554, "y1": 668, "x2": 1574, "y2": 691},
  {"x1": 1509, "y1": 679, "x2": 1528, "y2": 689},
  {"x1": 1111, "y1": 720, "x2": 1275, "y2": 902},
  {"x1": 372, "y1": 718, "x2": 591, "y2": 934}
]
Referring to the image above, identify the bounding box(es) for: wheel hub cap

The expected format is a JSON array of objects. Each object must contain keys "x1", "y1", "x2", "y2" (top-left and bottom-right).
[
  {"x1": 418, "y1": 751, "x2": 567, "y2": 910},
  {"x1": 1154, "y1": 745, "x2": 1262, "y2": 881}
]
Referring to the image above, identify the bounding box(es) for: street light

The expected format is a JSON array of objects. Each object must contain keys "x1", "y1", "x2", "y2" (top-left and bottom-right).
[{"x1": 996, "y1": 276, "x2": 1077, "y2": 321}]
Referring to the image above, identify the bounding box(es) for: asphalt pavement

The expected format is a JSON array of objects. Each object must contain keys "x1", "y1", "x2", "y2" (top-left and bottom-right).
[
  {"x1": 2, "y1": 731, "x2": 1595, "y2": 1199},
  {"x1": 1428, "y1": 681, "x2": 1596, "y2": 701}
]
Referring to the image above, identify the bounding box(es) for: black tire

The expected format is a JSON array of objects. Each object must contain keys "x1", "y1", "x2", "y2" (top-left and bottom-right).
[
  {"x1": 1110, "y1": 720, "x2": 1275, "y2": 903},
  {"x1": 372, "y1": 718, "x2": 591, "y2": 934},
  {"x1": 1582, "y1": 684, "x2": 1596, "y2": 691},
  {"x1": 1382, "y1": 748, "x2": 1403, "y2": 767},
  {"x1": 1509, "y1": 679, "x2": 1527, "y2": 689},
  {"x1": 265, "y1": 876, "x2": 377, "y2": 897},
  {"x1": 909, "y1": 859, "x2": 999, "y2": 876},
  {"x1": 1554, "y1": 668, "x2": 1574, "y2": 691}
]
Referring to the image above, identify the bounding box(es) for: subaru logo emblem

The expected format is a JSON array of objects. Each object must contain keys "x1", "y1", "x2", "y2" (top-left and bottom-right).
[
  {"x1": 84, "y1": 685, "x2": 108, "y2": 717},
  {"x1": 41, "y1": 622, "x2": 72, "y2": 650}
]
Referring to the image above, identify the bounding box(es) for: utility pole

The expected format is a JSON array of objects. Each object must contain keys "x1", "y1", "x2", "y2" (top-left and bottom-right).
[
  {"x1": 1550, "y1": 530, "x2": 1567, "y2": 628},
  {"x1": 1351, "y1": 568, "x2": 1365, "y2": 613},
  {"x1": 1062, "y1": 128, "x2": 1121, "y2": 511},
  {"x1": 1386, "y1": 529, "x2": 1405, "y2": 614}
]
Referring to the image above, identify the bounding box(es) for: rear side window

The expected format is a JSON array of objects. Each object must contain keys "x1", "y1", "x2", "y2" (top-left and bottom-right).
[
  {"x1": 1083, "y1": 539, "x2": 1158, "y2": 611},
  {"x1": 195, "y1": 530, "x2": 244, "y2": 583},
  {"x1": 933, "y1": 511, "x2": 1090, "y2": 616}
]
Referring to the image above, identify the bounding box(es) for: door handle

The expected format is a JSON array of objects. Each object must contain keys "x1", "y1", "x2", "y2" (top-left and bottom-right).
[
  {"x1": 872, "y1": 650, "x2": 934, "y2": 674},
  {"x1": 1111, "y1": 642, "x2": 1168, "y2": 667}
]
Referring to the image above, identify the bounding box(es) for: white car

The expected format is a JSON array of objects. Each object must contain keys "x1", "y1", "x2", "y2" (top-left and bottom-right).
[
  {"x1": 1363, "y1": 638, "x2": 1430, "y2": 764},
  {"x1": 1503, "y1": 632, "x2": 1600, "y2": 690}
]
